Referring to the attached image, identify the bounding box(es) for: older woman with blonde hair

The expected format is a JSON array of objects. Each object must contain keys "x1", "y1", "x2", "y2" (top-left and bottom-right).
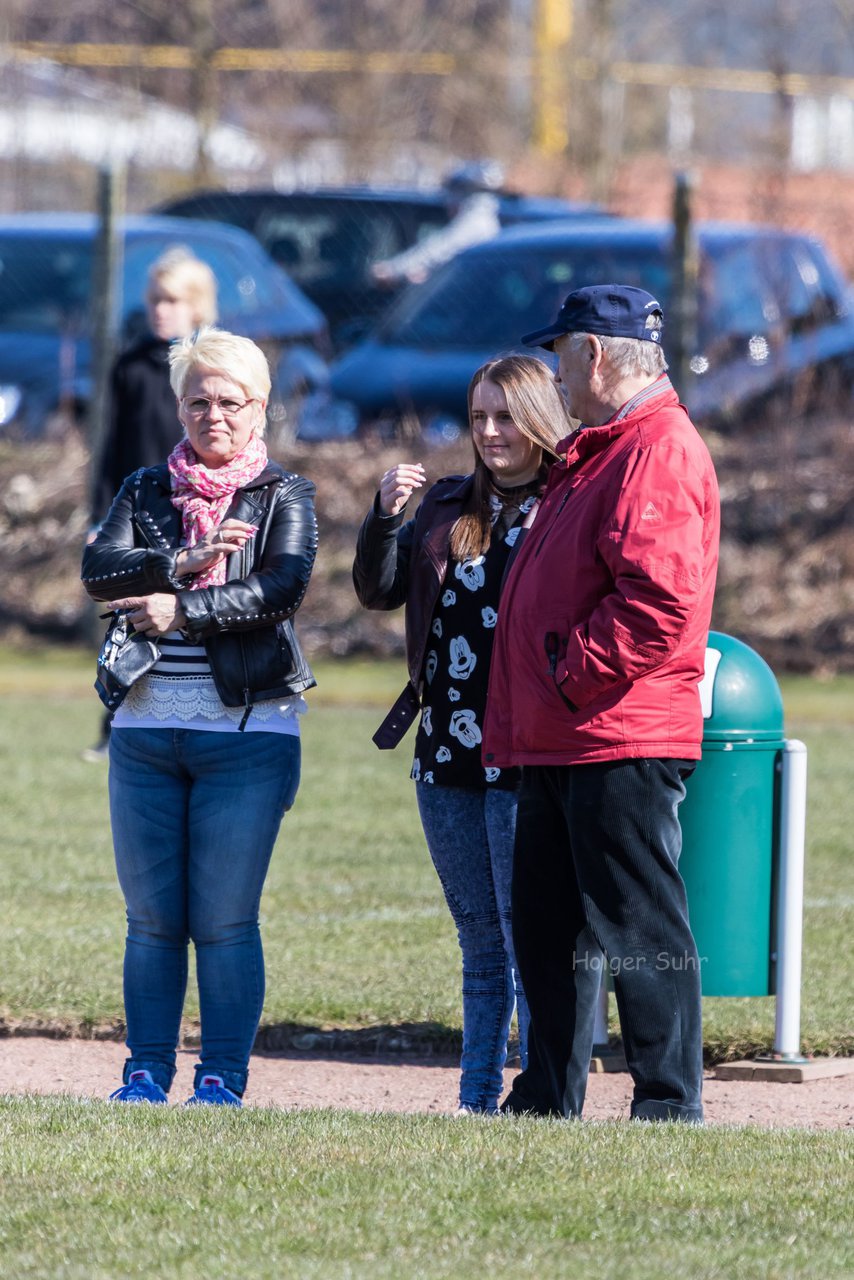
[
  {"x1": 353, "y1": 354, "x2": 570, "y2": 1115},
  {"x1": 82, "y1": 326, "x2": 317, "y2": 1107}
]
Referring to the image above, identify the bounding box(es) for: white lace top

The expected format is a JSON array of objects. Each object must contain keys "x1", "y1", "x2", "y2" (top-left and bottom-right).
[{"x1": 111, "y1": 632, "x2": 306, "y2": 735}]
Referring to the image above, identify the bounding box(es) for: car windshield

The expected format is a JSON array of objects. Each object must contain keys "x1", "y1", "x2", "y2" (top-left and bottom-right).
[
  {"x1": 163, "y1": 195, "x2": 449, "y2": 289},
  {"x1": 253, "y1": 203, "x2": 448, "y2": 286},
  {"x1": 377, "y1": 241, "x2": 673, "y2": 349},
  {"x1": 123, "y1": 235, "x2": 283, "y2": 321},
  {"x1": 0, "y1": 231, "x2": 288, "y2": 337},
  {"x1": 0, "y1": 236, "x2": 92, "y2": 335}
]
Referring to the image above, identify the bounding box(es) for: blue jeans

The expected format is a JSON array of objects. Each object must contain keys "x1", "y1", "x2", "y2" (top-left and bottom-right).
[
  {"x1": 503, "y1": 759, "x2": 703, "y2": 1123},
  {"x1": 108, "y1": 728, "x2": 300, "y2": 1097},
  {"x1": 416, "y1": 782, "x2": 530, "y2": 1112}
]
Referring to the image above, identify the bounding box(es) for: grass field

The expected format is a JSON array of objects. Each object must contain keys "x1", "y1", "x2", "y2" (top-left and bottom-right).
[
  {"x1": 1, "y1": 645, "x2": 852, "y2": 1058},
  {"x1": 1, "y1": 1099, "x2": 852, "y2": 1279},
  {"x1": 1, "y1": 647, "x2": 852, "y2": 1278}
]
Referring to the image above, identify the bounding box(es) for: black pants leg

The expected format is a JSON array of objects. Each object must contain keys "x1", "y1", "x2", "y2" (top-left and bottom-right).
[
  {"x1": 501, "y1": 765, "x2": 601, "y2": 1117},
  {"x1": 502, "y1": 759, "x2": 703, "y2": 1123}
]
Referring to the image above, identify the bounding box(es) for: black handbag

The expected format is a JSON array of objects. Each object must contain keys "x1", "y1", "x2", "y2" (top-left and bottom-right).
[{"x1": 94, "y1": 610, "x2": 160, "y2": 711}]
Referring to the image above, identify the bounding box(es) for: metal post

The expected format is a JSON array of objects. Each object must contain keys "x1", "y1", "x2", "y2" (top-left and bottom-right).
[
  {"x1": 87, "y1": 162, "x2": 125, "y2": 494},
  {"x1": 85, "y1": 163, "x2": 124, "y2": 645},
  {"x1": 189, "y1": 0, "x2": 218, "y2": 186},
  {"x1": 670, "y1": 170, "x2": 699, "y2": 402},
  {"x1": 507, "y1": 0, "x2": 533, "y2": 120},
  {"x1": 773, "y1": 739, "x2": 808, "y2": 1060}
]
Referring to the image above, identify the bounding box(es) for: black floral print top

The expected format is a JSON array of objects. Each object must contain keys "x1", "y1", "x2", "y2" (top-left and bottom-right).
[{"x1": 411, "y1": 495, "x2": 536, "y2": 791}]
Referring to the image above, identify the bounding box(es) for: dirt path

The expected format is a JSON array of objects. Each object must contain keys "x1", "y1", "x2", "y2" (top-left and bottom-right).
[{"x1": 1, "y1": 1038, "x2": 852, "y2": 1128}]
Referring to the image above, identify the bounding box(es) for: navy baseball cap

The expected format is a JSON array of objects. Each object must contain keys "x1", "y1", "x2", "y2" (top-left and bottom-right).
[{"x1": 521, "y1": 284, "x2": 664, "y2": 350}]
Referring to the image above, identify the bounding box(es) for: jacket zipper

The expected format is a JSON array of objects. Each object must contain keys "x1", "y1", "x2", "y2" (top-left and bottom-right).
[
  {"x1": 544, "y1": 630, "x2": 559, "y2": 676},
  {"x1": 238, "y1": 627, "x2": 253, "y2": 731},
  {"x1": 533, "y1": 491, "x2": 571, "y2": 559},
  {"x1": 236, "y1": 489, "x2": 271, "y2": 728}
]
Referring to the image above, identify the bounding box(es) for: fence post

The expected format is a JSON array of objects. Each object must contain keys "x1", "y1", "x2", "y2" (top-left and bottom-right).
[
  {"x1": 772, "y1": 740, "x2": 808, "y2": 1060},
  {"x1": 87, "y1": 162, "x2": 125, "y2": 515},
  {"x1": 670, "y1": 170, "x2": 698, "y2": 401}
]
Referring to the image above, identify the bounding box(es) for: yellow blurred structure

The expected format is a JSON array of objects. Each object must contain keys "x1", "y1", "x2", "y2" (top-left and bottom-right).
[{"x1": 533, "y1": 0, "x2": 573, "y2": 157}]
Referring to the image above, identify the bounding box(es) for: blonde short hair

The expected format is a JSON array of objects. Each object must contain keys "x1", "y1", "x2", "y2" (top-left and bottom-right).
[
  {"x1": 169, "y1": 327, "x2": 272, "y2": 435},
  {"x1": 147, "y1": 248, "x2": 218, "y2": 328}
]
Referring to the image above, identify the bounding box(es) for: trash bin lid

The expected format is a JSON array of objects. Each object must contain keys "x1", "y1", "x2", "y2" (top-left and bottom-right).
[{"x1": 700, "y1": 631, "x2": 785, "y2": 741}]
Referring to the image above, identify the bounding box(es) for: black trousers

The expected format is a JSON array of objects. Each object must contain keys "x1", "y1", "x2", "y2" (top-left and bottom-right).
[{"x1": 502, "y1": 758, "x2": 704, "y2": 1123}]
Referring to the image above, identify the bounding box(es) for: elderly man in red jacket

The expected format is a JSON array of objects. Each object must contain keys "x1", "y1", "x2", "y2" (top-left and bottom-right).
[{"x1": 483, "y1": 284, "x2": 720, "y2": 1123}]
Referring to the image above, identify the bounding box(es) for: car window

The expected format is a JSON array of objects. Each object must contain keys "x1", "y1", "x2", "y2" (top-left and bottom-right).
[
  {"x1": 122, "y1": 234, "x2": 278, "y2": 322},
  {"x1": 162, "y1": 194, "x2": 449, "y2": 289},
  {"x1": 380, "y1": 242, "x2": 671, "y2": 349},
  {"x1": 801, "y1": 242, "x2": 846, "y2": 317},
  {"x1": 774, "y1": 241, "x2": 842, "y2": 332},
  {"x1": 256, "y1": 209, "x2": 382, "y2": 284},
  {"x1": 702, "y1": 241, "x2": 780, "y2": 341},
  {"x1": 164, "y1": 196, "x2": 261, "y2": 236},
  {"x1": 0, "y1": 230, "x2": 291, "y2": 338},
  {"x1": 0, "y1": 236, "x2": 92, "y2": 334},
  {"x1": 400, "y1": 207, "x2": 451, "y2": 247},
  {"x1": 254, "y1": 203, "x2": 447, "y2": 287}
]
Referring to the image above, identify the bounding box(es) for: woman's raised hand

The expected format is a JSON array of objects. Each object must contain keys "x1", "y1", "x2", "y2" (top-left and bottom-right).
[
  {"x1": 378, "y1": 463, "x2": 426, "y2": 517},
  {"x1": 175, "y1": 519, "x2": 258, "y2": 577}
]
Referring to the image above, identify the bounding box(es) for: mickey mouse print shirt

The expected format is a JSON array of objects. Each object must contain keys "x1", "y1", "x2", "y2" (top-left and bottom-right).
[{"x1": 411, "y1": 495, "x2": 535, "y2": 790}]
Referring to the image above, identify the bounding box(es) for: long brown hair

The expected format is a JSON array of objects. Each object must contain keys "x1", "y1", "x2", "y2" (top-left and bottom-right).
[{"x1": 449, "y1": 354, "x2": 570, "y2": 563}]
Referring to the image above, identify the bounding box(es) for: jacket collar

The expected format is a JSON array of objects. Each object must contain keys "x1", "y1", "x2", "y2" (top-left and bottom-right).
[
  {"x1": 430, "y1": 473, "x2": 473, "y2": 504},
  {"x1": 557, "y1": 375, "x2": 680, "y2": 466},
  {"x1": 147, "y1": 458, "x2": 288, "y2": 493}
]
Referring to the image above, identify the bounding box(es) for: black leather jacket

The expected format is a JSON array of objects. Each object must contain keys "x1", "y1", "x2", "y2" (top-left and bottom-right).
[{"x1": 82, "y1": 461, "x2": 318, "y2": 717}]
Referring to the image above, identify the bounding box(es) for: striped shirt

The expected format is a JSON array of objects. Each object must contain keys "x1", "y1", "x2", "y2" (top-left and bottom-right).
[{"x1": 111, "y1": 631, "x2": 306, "y2": 735}]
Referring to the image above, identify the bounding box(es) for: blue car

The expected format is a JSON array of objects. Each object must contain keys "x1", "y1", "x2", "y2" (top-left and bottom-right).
[
  {"x1": 156, "y1": 186, "x2": 607, "y2": 349},
  {"x1": 329, "y1": 218, "x2": 854, "y2": 436},
  {"x1": 0, "y1": 214, "x2": 333, "y2": 440}
]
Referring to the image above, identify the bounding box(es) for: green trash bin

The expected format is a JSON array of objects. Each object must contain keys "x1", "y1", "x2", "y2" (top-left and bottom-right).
[{"x1": 678, "y1": 631, "x2": 785, "y2": 997}]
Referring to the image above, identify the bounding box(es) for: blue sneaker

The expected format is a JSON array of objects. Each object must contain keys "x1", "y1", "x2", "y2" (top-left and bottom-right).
[
  {"x1": 185, "y1": 1074, "x2": 242, "y2": 1107},
  {"x1": 109, "y1": 1069, "x2": 168, "y2": 1104}
]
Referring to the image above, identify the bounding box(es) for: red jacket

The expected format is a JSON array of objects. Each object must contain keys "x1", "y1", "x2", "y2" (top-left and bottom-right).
[{"x1": 482, "y1": 378, "x2": 720, "y2": 766}]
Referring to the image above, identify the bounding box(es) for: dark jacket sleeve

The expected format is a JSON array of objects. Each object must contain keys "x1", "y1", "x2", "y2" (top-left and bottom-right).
[
  {"x1": 352, "y1": 493, "x2": 416, "y2": 611},
  {"x1": 81, "y1": 472, "x2": 183, "y2": 600},
  {"x1": 178, "y1": 476, "x2": 318, "y2": 640}
]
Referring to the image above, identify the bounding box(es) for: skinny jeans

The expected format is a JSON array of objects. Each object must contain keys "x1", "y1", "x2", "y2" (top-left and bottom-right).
[
  {"x1": 417, "y1": 782, "x2": 530, "y2": 1112},
  {"x1": 108, "y1": 727, "x2": 300, "y2": 1097}
]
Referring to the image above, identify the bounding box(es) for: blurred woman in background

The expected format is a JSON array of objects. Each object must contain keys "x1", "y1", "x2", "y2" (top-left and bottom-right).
[
  {"x1": 84, "y1": 248, "x2": 218, "y2": 761},
  {"x1": 91, "y1": 247, "x2": 218, "y2": 526}
]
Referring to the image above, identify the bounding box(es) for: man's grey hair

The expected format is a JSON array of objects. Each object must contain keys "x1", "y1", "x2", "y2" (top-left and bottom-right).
[{"x1": 566, "y1": 315, "x2": 668, "y2": 378}]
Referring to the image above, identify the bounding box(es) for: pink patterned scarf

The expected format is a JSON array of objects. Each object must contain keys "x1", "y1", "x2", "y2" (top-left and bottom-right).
[{"x1": 168, "y1": 434, "x2": 268, "y2": 588}]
